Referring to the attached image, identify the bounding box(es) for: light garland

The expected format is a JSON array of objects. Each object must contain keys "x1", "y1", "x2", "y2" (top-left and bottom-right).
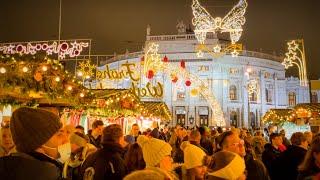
[
  {"x1": 196, "y1": 43, "x2": 242, "y2": 58},
  {"x1": 144, "y1": 43, "x2": 226, "y2": 126},
  {"x1": 0, "y1": 40, "x2": 89, "y2": 59},
  {"x1": 282, "y1": 39, "x2": 308, "y2": 86},
  {"x1": 78, "y1": 60, "x2": 95, "y2": 79},
  {"x1": 192, "y1": 0, "x2": 248, "y2": 44}
]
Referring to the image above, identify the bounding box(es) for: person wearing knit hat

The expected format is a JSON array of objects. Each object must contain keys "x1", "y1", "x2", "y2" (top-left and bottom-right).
[
  {"x1": 180, "y1": 141, "x2": 207, "y2": 179},
  {"x1": 0, "y1": 107, "x2": 65, "y2": 180},
  {"x1": 137, "y1": 135, "x2": 173, "y2": 171},
  {"x1": 207, "y1": 151, "x2": 246, "y2": 180}
]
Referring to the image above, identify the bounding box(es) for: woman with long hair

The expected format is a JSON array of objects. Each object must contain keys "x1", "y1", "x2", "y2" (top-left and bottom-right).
[
  {"x1": 124, "y1": 142, "x2": 146, "y2": 173},
  {"x1": 297, "y1": 136, "x2": 320, "y2": 180}
]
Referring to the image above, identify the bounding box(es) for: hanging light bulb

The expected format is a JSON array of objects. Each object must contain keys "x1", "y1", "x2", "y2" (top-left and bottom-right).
[
  {"x1": 55, "y1": 76, "x2": 60, "y2": 82},
  {"x1": 42, "y1": 66, "x2": 48, "y2": 72},
  {"x1": 80, "y1": 93, "x2": 85, "y2": 97},
  {"x1": 67, "y1": 86, "x2": 73, "y2": 91},
  {"x1": 22, "y1": 66, "x2": 28, "y2": 73},
  {"x1": 0, "y1": 67, "x2": 6, "y2": 74},
  {"x1": 77, "y1": 71, "x2": 83, "y2": 77}
]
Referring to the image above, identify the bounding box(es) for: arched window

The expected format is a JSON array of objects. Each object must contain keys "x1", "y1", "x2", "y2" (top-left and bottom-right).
[
  {"x1": 229, "y1": 85, "x2": 237, "y2": 100},
  {"x1": 249, "y1": 91, "x2": 258, "y2": 102},
  {"x1": 288, "y1": 92, "x2": 296, "y2": 106},
  {"x1": 312, "y1": 92, "x2": 318, "y2": 103},
  {"x1": 266, "y1": 89, "x2": 273, "y2": 103}
]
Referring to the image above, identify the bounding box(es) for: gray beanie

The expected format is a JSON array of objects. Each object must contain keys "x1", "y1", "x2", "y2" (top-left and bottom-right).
[{"x1": 10, "y1": 107, "x2": 62, "y2": 153}]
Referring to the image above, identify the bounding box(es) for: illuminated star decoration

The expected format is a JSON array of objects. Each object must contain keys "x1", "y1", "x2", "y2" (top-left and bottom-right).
[
  {"x1": 196, "y1": 50, "x2": 204, "y2": 58},
  {"x1": 282, "y1": 57, "x2": 293, "y2": 69},
  {"x1": 213, "y1": 45, "x2": 221, "y2": 53},
  {"x1": 192, "y1": 0, "x2": 248, "y2": 44},
  {"x1": 287, "y1": 40, "x2": 299, "y2": 51},
  {"x1": 78, "y1": 60, "x2": 96, "y2": 79}
]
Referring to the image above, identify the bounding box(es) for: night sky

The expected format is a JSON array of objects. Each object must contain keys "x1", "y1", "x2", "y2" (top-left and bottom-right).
[{"x1": 0, "y1": 0, "x2": 319, "y2": 79}]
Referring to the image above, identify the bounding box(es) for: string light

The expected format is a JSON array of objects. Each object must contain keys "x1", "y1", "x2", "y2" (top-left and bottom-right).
[
  {"x1": 282, "y1": 39, "x2": 308, "y2": 86},
  {"x1": 80, "y1": 93, "x2": 85, "y2": 97},
  {"x1": 42, "y1": 66, "x2": 48, "y2": 72},
  {"x1": 213, "y1": 45, "x2": 221, "y2": 53},
  {"x1": 192, "y1": 0, "x2": 248, "y2": 44},
  {"x1": 0, "y1": 67, "x2": 6, "y2": 74},
  {"x1": 196, "y1": 50, "x2": 204, "y2": 58},
  {"x1": 55, "y1": 76, "x2": 60, "y2": 82},
  {"x1": 22, "y1": 66, "x2": 28, "y2": 73},
  {"x1": 67, "y1": 86, "x2": 73, "y2": 91},
  {"x1": 231, "y1": 50, "x2": 239, "y2": 57}
]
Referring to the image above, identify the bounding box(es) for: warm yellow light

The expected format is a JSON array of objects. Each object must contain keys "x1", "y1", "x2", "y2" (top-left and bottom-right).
[
  {"x1": 22, "y1": 66, "x2": 28, "y2": 73},
  {"x1": 55, "y1": 77, "x2": 60, "y2": 82},
  {"x1": 0, "y1": 67, "x2": 6, "y2": 74},
  {"x1": 42, "y1": 66, "x2": 48, "y2": 72},
  {"x1": 77, "y1": 71, "x2": 83, "y2": 77},
  {"x1": 67, "y1": 86, "x2": 73, "y2": 91},
  {"x1": 80, "y1": 93, "x2": 85, "y2": 97}
]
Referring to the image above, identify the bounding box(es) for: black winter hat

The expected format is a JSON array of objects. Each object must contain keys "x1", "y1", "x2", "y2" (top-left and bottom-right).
[{"x1": 10, "y1": 107, "x2": 62, "y2": 153}]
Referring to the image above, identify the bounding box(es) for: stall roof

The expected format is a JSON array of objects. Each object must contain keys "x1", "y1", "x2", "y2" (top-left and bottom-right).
[
  {"x1": 294, "y1": 103, "x2": 320, "y2": 112},
  {"x1": 141, "y1": 101, "x2": 172, "y2": 121},
  {"x1": 262, "y1": 108, "x2": 294, "y2": 125}
]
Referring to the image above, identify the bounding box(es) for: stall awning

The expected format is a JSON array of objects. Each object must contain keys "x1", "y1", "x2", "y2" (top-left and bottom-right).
[
  {"x1": 141, "y1": 101, "x2": 172, "y2": 121},
  {"x1": 294, "y1": 103, "x2": 320, "y2": 113},
  {"x1": 262, "y1": 109, "x2": 294, "y2": 125}
]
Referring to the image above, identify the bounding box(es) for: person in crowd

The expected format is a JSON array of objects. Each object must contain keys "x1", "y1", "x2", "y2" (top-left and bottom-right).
[
  {"x1": 262, "y1": 132, "x2": 282, "y2": 179},
  {"x1": 304, "y1": 131, "x2": 313, "y2": 147},
  {"x1": 63, "y1": 132, "x2": 97, "y2": 179},
  {"x1": 244, "y1": 138, "x2": 270, "y2": 180},
  {"x1": 124, "y1": 168, "x2": 174, "y2": 180},
  {"x1": 172, "y1": 127, "x2": 187, "y2": 163},
  {"x1": 80, "y1": 124, "x2": 127, "y2": 180},
  {"x1": 298, "y1": 136, "x2": 320, "y2": 180},
  {"x1": 159, "y1": 128, "x2": 167, "y2": 141},
  {"x1": 62, "y1": 124, "x2": 75, "y2": 139},
  {"x1": 169, "y1": 125, "x2": 181, "y2": 146},
  {"x1": 137, "y1": 135, "x2": 178, "y2": 179},
  {"x1": 189, "y1": 129, "x2": 208, "y2": 154},
  {"x1": 75, "y1": 125, "x2": 85, "y2": 135},
  {"x1": 1, "y1": 116, "x2": 10, "y2": 127},
  {"x1": 125, "y1": 142, "x2": 146, "y2": 174},
  {"x1": 276, "y1": 132, "x2": 308, "y2": 180},
  {"x1": 279, "y1": 129, "x2": 291, "y2": 148},
  {"x1": 87, "y1": 120, "x2": 104, "y2": 148},
  {"x1": 150, "y1": 121, "x2": 160, "y2": 139},
  {"x1": 217, "y1": 131, "x2": 246, "y2": 157},
  {"x1": 0, "y1": 124, "x2": 15, "y2": 157},
  {"x1": 0, "y1": 107, "x2": 65, "y2": 179},
  {"x1": 129, "y1": 123, "x2": 140, "y2": 142},
  {"x1": 199, "y1": 126, "x2": 214, "y2": 155},
  {"x1": 216, "y1": 127, "x2": 223, "y2": 134},
  {"x1": 179, "y1": 141, "x2": 207, "y2": 180},
  {"x1": 206, "y1": 151, "x2": 246, "y2": 180},
  {"x1": 252, "y1": 131, "x2": 267, "y2": 161}
]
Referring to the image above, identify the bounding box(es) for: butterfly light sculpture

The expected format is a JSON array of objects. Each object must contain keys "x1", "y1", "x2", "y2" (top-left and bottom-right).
[{"x1": 192, "y1": 0, "x2": 248, "y2": 44}]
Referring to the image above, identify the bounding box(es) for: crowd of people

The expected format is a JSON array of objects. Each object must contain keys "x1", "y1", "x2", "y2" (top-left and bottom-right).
[{"x1": 0, "y1": 107, "x2": 320, "y2": 180}]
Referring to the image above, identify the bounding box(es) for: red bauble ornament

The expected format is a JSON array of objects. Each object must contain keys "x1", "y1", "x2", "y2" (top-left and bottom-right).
[
  {"x1": 147, "y1": 70, "x2": 154, "y2": 79},
  {"x1": 163, "y1": 56, "x2": 169, "y2": 62},
  {"x1": 185, "y1": 80, "x2": 191, "y2": 86},
  {"x1": 172, "y1": 76, "x2": 178, "y2": 83},
  {"x1": 60, "y1": 43, "x2": 68, "y2": 51},
  {"x1": 180, "y1": 60, "x2": 186, "y2": 68},
  {"x1": 141, "y1": 56, "x2": 144, "y2": 62},
  {"x1": 16, "y1": 45, "x2": 23, "y2": 52}
]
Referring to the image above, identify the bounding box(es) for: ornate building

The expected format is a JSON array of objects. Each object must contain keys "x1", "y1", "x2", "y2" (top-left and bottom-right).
[{"x1": 95, "y1": 26, "x2": 310, "y2": 128}]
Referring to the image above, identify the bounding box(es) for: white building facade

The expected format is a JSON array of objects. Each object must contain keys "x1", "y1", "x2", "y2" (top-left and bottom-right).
[{"x1": 96, "y1": 31, "x2": 310, "y2": 128}]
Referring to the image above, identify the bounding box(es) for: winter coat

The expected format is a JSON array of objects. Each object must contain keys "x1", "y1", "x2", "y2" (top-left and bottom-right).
[
  {"x1": 200, "y1": 136, "x2": 213, "y2": 155},
  {"x1": 277, "y1": 145, "x2": 307, "y2": 180},
  {"x1": 150, "y1": 128, "x2": 160, "y2": 139},
  {"x1": 80, "y1": 142, "x2": 127, "y2": 180},
  {"x1": 297, "y1": 163, "x2": 320, "y2": 180},
  {"x1": 245, "y1": 154, "x2": 270, "y2": 180},
  {"x1": 262, "y1": 143, "x2": 281, "y2": 180},
  {"x1": 172, "y1": 138, "x2": 184, "y2": 163},
  {"x1": 87, "y1": 134, "x2": 102, "y2": 148},
  {"x1": 0, "y1": 152, "x2": 61, "y2": 180}
]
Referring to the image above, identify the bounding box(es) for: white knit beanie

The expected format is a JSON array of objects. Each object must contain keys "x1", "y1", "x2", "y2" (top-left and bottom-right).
[
  {"x1": 180, "y1": 141, "x2": 206, "y2": 169},
  {"x1": 137, "y1": 135, "x2": 172, "y2": 167}
]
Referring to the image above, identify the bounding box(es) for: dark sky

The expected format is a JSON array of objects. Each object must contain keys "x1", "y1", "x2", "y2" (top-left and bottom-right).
[{"x1": 0, "y1": 0, "x2": 319, "y2": 79}]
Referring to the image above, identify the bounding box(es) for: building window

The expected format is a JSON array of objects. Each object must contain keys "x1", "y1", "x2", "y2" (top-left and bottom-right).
[
  {"x1": 230, "y1": 111, "x2": 238, "y2": 127},
  {"x1": 229, "y1": 85, "x2": 237, "y2": 100},
  {"x1": 249, "y1": 91, "x2": 258, "y2": 102},
  {"x1": 198, "y1": 65, "x2": 209, "y2": 72},
  {"x1": 229, "y1": 68, "x2": 239, "y2": 74},
  {"x1": 177, "y1": 92, "x2": 185, "y2": 101},
  {"x1": 288, "y1": 92, "x2": 296, "y2": 106},
  {"x1": 266, "y1": 89, "x2": 273, "y2": 103},
  {"x1": 312, "y1": 92, "x2": 318, "y2": 103}
]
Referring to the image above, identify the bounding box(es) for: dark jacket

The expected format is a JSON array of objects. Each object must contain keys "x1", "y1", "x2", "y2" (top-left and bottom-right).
[
  {"x1": 277, "y1": 145, "x2": 307, "y2": 180},
  {"x1": 297, "y1": 163, "x2": 320, "y2": 180},
  {"x1": 150, "y1": 128, "x2": 160, "y2": 139},
  {"x1": 190, "y1": 141, "x2": 209, "y2": 155},
  {"x1": 0, "y1": 152, "x2": 61, "y2": 180},
  {"x1": 262, "y1": 143, "x2": 281, "y2": 180},
  {"x1": 87, "y1": 134, "x2": 102, "y2": 148},
  {"x1": 172, "y1": 138, "x2": 184, "y2": 163},
  {"x1": 200, "y1": 136, "x2": 213, "y2": 155},
  {"x1": 245, "y1": 153, "x2": 270, "y2": 180},
  {"x1": 80, "y1": 142, "x2": 127, "y2": 180}
]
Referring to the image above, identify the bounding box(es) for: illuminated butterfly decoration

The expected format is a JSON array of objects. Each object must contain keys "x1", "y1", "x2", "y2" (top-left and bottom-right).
[{"x1": 192, "y1": 0, "x2": 248, "y2": 44}]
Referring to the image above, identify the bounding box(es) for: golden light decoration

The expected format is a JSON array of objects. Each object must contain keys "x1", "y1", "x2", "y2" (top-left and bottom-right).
[
  {"x1": 196, "y1": 43, "x2": 242, "y2": 58},
  {"x1": 0, "y1": 67, "x2": 6, "y2": 74},
  {"x1": 282, "y1": 39, "x2": 308, "y2": 87},
  {"x1": 78, "y1": 60, "x2": 96, "y2": 79},
  {"x1": 144, "y1": 43, "x2": 226, "y2": 126},
  {"x1": 190, "y1": 88, "x2": 199, "y2": 97},
  {"x1": 247, "y1": 79, "x2": 258, "y2": 95},
  {"x1": 55, "y1": 76, "x2": 60, "y2": 82},
  {"x1": 22, "y1": 66, "x2": 29, "y2": 73},
  {"x1": 42, "y1": 66, "x2": 48, "y2": 72},
  {"x1": 192, "y1": 0, "x2": 248, "y2": 44}
]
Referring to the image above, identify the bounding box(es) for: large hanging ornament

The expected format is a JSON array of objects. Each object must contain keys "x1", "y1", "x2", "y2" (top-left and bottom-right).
[
  {"x1": 163, "y1": 56, "x2": 169, "y2": 62},
  {"x1": 147, "y1": 70, "x2": 154, "y2": 79},
  {"x1": 190, "y1": 88, "x2": 199, "y2": 97},
  {"x1": 180, "y1": 60, "x2": 186, "y2": 69},
  {"x1": 185, "y1": 80, "x2": 191, "y2": 87}
]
